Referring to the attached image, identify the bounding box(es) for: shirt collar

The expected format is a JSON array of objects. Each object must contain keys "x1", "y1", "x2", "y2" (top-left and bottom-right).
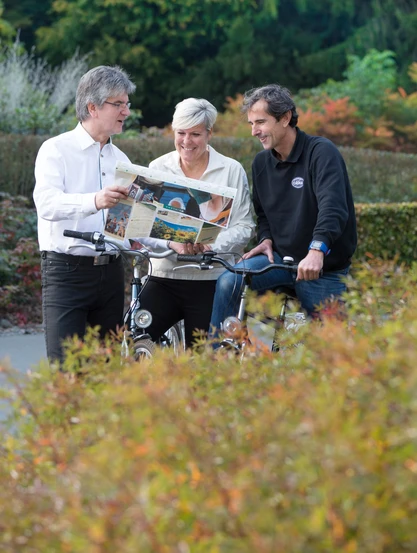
[
  {"x1": 171, "y1": 144, "x2": 225, "y2": 175},
  {"x1": 270, "y1": 127, "x2": 306, "y2": 166},
  {"x1": 75, "y1": 122, "x2": 113, "y2": 151},
  {"x1": 206, "y1": 145, "x2": 226, "y2": 173}
]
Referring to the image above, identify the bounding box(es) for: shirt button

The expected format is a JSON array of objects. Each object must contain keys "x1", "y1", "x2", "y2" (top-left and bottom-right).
[
  {"x1": 101, "y1": 154, "x2": 104, "y2": 158},
  {"x1": 102, "y1": 172, "x2": 105, "y2": 176}
]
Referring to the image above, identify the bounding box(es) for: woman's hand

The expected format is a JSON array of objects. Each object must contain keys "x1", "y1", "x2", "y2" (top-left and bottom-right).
[{"x1": 168, "y1": 241, "x2": 208, "y2": 254}]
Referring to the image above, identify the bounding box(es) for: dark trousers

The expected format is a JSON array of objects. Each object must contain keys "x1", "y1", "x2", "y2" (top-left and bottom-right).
[
  {"x1": 139, "y1": 277, "x2": 217, "y2": 348},
  {"x1": 41, "y1": 253, "x2": 124, "y2": 363}
]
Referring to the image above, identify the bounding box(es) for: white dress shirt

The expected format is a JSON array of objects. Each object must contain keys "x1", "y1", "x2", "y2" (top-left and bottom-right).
[
  {"x1": 142, "y1": 145, "x2": 255, "y2": 280},
  {"x1": 33, "y1": 123, "x2": 130, "y2": 256}
]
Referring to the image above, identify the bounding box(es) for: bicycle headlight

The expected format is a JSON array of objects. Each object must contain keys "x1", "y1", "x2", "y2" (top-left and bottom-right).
[
  {"x1": 134, "y1": 309, "x2": 153, "y2": 328},
  {"x1": 222, "y1": 316, "x2": 242, "y2": 338}
]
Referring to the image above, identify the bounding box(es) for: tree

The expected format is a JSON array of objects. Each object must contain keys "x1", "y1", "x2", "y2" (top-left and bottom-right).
[
  {"x1": 2, "y1": 0, "x2": 416, "y2": 126},
  {"x1": 2, "y1": 0, "x2": 54, "y2": 47},
  {"x1": 0, "y1": 0, "x2": 14, "y2": 42},
  {"x1": 325, "y1": 49, "x2": 397, "y2": 119},
  {"x1": 34, "y1": 0, "x2": 282, "y2": 126}
]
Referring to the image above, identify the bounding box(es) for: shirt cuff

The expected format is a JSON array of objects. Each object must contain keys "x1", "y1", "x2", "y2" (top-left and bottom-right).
[
  {"x1": 258, "y1": 236, "x2": 272, "y2": 245},
  {"x1": 81, "y1": 192, "x2": 98, "y2": 215}
]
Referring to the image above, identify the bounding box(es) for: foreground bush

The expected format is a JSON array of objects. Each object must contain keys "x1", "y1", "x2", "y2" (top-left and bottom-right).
[{"x1": 1, "y1": 262, "x2": 417, "y2": 552}]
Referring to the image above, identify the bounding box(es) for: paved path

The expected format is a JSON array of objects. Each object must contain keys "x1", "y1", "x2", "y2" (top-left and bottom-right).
[
  {"x1": 0, "y1": 331, "x2": 46, "y2": 374},
  {"x1": 0, "y1": 331, "x2": 47, "y2": 422}
]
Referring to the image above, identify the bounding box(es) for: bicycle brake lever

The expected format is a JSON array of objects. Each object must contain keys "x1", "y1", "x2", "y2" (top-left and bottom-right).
[
  {"x1": 173, "y1": 263, "x2": 213, "y2": 271},
  {"x1": 68, "y1": 243, "x2": 106, "y2": 253}
]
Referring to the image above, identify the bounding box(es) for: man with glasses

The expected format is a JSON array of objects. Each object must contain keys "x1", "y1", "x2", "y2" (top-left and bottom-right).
[{"x1": 34, "y1": 65, "x2": 135, "y2": 365}]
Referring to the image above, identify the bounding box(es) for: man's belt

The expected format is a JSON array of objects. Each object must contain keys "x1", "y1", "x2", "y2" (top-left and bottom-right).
[{"x1": 41, "y1": 251, "x2": 120, "y2": 266}]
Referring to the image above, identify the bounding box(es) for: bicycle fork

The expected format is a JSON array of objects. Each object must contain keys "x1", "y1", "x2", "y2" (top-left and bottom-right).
[
  {"x1": 122, "y1": 263, "x2": 153, "y2": 359},
  {"x1": 271, "y1": 293, "x2": 290, "y2": 353}
]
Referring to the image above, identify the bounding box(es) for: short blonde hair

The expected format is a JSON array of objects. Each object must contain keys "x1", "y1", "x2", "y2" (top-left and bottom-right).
[{"x1": 172, "y1": 98, "x2": 217, "y2": 131}]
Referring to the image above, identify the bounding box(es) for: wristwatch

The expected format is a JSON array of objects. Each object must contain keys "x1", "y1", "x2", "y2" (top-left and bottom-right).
[{"x1": 309, "y1": 240, "x2": 331, "y2": 256}]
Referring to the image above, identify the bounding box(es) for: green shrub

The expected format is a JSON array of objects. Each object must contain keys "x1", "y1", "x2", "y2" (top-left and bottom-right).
[
  {"x1": 299, "y1": 50, "x2": 398, "y2": 121},
  {"x1": 355, "y1": 202, "x2": 417, "y2": 264},
  {"x1": 0, "y1": 134, "x2": 44, "y2": 198},
  {"x1": 0, "y1": 193, "x2": 41, "y2": 324},
  {"x1": 1, "y1": 134, "x2": 417, "y2": 204},
  {"x1": 1, "y1": 265, "x2": 417, "y2": 552},
  {"x1": 0, "y1": 39, "x2": 88, "y2": 136},
  {"x1": 341, "y1": 148, "x2": 417, "y2": 203}
]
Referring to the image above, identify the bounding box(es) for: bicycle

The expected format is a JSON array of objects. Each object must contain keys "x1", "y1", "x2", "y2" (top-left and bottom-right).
[
  {"x1": 174, "y1": 251, "x2": 306, "y2": 355},
  {"x1": 63, "y1": 230, "x2": 185, "y2": 359}
]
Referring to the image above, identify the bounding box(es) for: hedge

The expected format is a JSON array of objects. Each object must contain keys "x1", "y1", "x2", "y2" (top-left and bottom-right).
[
  {"x1": 0, "y1": 133, "x2": 417, "y2": 204},
  {"x1": 1, "y1": 192, "x2": 416, "y2": 328},
  {"x1": 1, "y1": 265, "x2": 417, "y2": 551},
  {"x1": 355, "y1": 202, "x2": 417, "y2": 263}
]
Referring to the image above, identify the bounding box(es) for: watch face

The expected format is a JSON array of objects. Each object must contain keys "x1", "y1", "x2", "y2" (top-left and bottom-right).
[{"x1": 311, "y1": 241, "x2": 323, "y2": 249}]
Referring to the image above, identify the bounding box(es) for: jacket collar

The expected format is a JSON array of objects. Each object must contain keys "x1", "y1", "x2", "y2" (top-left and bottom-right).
[{"x1": 270, "y1": 127, "x2": 306, "y2": 166}]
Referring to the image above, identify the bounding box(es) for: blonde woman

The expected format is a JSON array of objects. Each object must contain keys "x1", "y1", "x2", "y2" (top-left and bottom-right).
[{"x1": 139, "y1": 98, "x2": 255, "y2": 347}]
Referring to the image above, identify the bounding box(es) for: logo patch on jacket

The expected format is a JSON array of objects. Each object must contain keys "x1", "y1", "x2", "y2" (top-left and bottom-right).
[{"x1": 291, "y1": 177, "x2": 304, "y2": 189}]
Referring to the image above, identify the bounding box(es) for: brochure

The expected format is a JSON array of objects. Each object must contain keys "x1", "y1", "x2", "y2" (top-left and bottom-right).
[{"x1": 104, "y1": 161, "x2": 236, "y2": 244}]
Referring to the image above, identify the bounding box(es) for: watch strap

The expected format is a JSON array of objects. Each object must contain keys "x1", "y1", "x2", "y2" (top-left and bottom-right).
[{"x1": 309, "y1": 240, "x2": 331, "y2": 256}]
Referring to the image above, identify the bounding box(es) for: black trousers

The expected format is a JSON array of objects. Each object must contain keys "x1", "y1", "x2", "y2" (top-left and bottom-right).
[
  {"x1": 139, "y1": 277, "x2": 217, "y2": 348},
  {"x1": 41, "y1": 253, "x2": 124, "y2": 363}
]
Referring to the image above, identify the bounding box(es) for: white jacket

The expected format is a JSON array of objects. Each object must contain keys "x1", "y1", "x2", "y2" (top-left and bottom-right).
[{"x1": 143, "y1": 145, "x2": 255, "y2": 280}]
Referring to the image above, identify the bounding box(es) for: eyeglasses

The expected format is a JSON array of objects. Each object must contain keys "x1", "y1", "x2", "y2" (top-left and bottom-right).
[{"x1": 103, "y1": 101, "x2": 131, "y2": 110}]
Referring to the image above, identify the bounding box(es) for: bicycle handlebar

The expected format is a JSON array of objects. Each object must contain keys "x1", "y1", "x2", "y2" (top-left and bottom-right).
[
  {"x1": 176, "y1": 253, "x2": 207, "y2": 263},
  {"x1": 176, "y1": 252, "x2": 299, "y2": 276},
  {"x1": 63, "y1": 230, "x2": 174, "y2": 259},
  {"x1": 63, "y1": 230, "x2": 102, "y2": 243}
]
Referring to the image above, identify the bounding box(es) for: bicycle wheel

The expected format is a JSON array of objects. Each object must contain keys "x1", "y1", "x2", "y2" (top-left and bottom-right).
[
  {"x1": 272, "y1": 312, "x2": 306, "y2": 352},
  {"x1": 161, "y1": 321, "x2": 185, "y2": 354},
  {"x1": 133, "y1": 337, "x2": 156, "y2": 360}
]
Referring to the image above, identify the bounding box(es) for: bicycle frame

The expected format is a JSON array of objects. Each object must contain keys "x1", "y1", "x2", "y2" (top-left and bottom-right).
[
  {"x1": 220, "y1": 277, "x2": 305, "y2": 354},
  {"x1": 63, "y1": 230, "x2": 185, "y2": 358},
  {"x1": 127, "y1": 256, "x2": 185, "y2": 354},
  {"x1": 174, "y1": 251, "x2": 304, "y2": 353},
  {"x1": 127, "y1": 253, "x2": 153, "y2": 340}
]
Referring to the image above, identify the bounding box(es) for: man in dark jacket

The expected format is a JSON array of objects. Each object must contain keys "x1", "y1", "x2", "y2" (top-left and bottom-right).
[{"x1": 210, "y1": 83, "x2": 357, "y2": 331}]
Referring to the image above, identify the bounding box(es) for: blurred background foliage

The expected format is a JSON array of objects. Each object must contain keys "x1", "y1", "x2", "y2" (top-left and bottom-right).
[{"x1": 0, "y1": 0, "x2": 416, "y2": 130}]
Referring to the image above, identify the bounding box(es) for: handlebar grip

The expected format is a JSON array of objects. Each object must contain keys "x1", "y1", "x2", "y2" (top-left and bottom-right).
[
  {"x1": 63, "y1": 230, "x2": 100, "y2": 243},
  {"x1": 177, "y1": 254, "x2": 206, "y2": 263}
]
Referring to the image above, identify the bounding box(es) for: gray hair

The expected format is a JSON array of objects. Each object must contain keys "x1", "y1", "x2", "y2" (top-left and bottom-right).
[
  {"x1": 75, "y1": 65, "x2": 136, "y2": 122},
  {"x1": 242, "y1": 84, "x2": 299, "y2": 127},
  {"x1": 172, "y1": 98, "x2": 217, "y2": 131}
]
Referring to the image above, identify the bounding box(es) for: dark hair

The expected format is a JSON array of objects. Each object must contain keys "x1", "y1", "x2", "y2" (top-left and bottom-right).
[{"x1": 242, "y1": 84, "x2": 298, "y2": 127}]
